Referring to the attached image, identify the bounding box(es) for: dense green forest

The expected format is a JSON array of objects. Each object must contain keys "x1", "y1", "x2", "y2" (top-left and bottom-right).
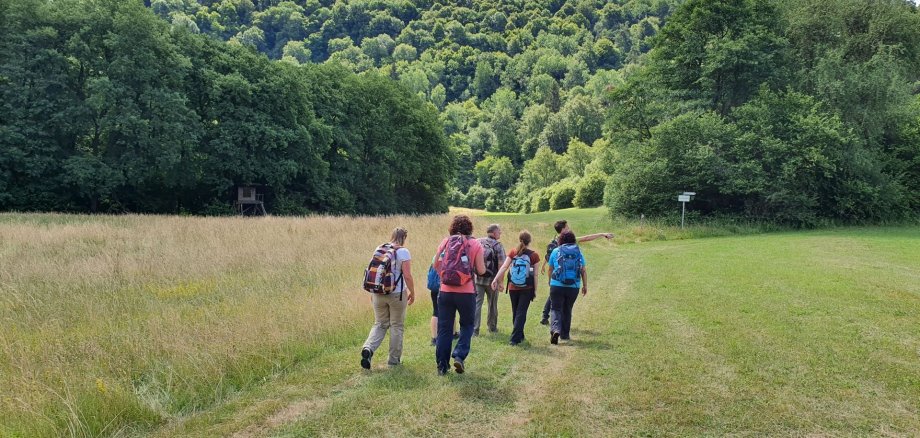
[
  {"x1": 0, "y1": 0, "x2": 452, "y2": 215},
  {"x1": 138, "y1": 0, "x2": 920, "y2": 224},
  {"x1": 140, "y1": 0, "x2": 681, "y2": 214},
  {"x1": 2, "y1": 0, "x2": 919, "y2": 223}
]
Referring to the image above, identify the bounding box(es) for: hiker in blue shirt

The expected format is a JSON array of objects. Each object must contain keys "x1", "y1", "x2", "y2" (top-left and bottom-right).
[
  {"x1": 539, "y1": 219, "x2": 611, "y2": 326},
  {"x1": 545, "y1": 231, "x2": 587, "y2": 344}
]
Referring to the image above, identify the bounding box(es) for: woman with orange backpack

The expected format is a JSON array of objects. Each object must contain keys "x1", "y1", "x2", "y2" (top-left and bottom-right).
[{"x1": 433, "y1": 215, "x2": 486, "y2": 375}]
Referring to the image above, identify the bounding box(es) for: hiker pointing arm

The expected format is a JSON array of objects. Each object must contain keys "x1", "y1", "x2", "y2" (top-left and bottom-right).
[
  {"x1": 577, "y1": 232, "x2": 614, "y2": 243},
  {"x1": 540, "y1": 233, "x2": 612, "y2": 275}
]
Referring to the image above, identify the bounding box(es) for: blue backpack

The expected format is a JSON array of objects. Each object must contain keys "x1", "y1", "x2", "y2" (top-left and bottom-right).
[
  {"x1": 552, "y1": 244, "x2": 582, "y2": 286},
  {"x1": 426, "y1": 259, "x2": 441, "y2": 292},
  {"x1": 508, "y1": 251, "x2": 533, "y2": 287}
]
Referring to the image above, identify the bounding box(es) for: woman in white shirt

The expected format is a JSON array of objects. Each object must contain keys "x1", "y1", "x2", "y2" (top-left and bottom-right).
[{"x1": 361, "y1": 227, "x2": 415, "y2": 369}]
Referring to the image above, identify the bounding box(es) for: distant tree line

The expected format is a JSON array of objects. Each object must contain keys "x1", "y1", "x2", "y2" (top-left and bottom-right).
[{"x1": 0, "y1": 0, "x2": 453, "y2": 215}]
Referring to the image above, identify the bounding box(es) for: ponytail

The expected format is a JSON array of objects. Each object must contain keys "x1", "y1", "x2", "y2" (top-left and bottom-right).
[{"x1": 516, "y1": 230, "x2": 532, "y2": 255}]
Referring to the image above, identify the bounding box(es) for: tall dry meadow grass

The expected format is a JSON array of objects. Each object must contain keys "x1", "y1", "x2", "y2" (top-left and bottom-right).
[{"x1": 0, "y1": 212, "x2": 498, "y2": 436}]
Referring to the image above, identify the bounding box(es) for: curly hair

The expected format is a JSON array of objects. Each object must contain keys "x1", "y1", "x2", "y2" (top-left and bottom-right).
[
  {"x1": 449, "y1": 215, "x2": 474, "y2": 236},
  {"x1": 558, "y1": 230, "x2": 576, "y2": 245}
]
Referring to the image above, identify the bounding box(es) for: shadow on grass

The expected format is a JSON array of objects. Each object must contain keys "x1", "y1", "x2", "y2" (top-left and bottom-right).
[
  {"x1": 565, "y1": 338, "x2": 615, "y2": 351},
  {"x1": 566, "y1": 328, "x2": 615, "y2": 351},
  {"x1": 450, "y1": 372, "x2": 517, "y2": 408},
  {"x1": 515, "y1": 342, "x2": 554, "y2": 355},
  {"x1": 569, "y1": 328, "x2": 603, "y2": 337},
  {"x1": 365, "y1": 365, "x2": 430, "y2": 392}
]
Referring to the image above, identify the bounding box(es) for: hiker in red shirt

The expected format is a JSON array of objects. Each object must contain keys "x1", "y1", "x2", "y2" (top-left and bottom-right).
[{"x1": 433, "y1": 215, "x2": 486, "y2": 375}]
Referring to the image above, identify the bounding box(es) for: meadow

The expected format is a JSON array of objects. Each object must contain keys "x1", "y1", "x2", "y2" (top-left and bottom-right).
[{"x1": 1, "y1": 209, "x2": 918, "y2": 437}]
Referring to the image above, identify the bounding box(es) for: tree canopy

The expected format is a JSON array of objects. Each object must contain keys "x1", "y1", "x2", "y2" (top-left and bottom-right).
[{"x1": 0, "y1": 0, "x2": 452, "y2": 214}]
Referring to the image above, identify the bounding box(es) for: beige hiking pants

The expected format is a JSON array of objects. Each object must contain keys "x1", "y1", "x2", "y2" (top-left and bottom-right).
[{"x1": 362, "y1": 292, "x2": 408, "y2": 365}]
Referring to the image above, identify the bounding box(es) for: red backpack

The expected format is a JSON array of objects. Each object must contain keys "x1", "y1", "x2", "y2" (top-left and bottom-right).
[
  {"x1": 438, "y1": 235, "x2": 472, "y2": 286},
  {"x1": 363, "y1": 243, "x2": 403, "y2": 296}
]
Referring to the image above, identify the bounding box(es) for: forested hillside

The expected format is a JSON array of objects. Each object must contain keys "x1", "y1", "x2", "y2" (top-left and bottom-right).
[
  {"x1": 145, "y1": 0, "x2": 680, "y2": 214},
  {"x1": 2, "y1": 0, "x2": 919, "y2": 222},
  {"x1": 148, "y1": 0, "x2": 920, "y2": 223}
]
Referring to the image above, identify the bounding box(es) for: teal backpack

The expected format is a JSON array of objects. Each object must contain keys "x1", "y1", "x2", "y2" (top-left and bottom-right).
[{"x1": 508, "y1": 250, "x2": 533, "y2": 287}]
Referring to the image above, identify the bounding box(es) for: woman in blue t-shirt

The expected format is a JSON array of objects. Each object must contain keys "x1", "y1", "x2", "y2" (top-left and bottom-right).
[{"x1": 545, "y1": 231, "x2": 587, "y2": 344}]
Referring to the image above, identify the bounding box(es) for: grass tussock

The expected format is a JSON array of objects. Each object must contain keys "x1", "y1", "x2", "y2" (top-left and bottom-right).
[{"x1": 0, "y1": 212, "x2": 492, "y2": 437}]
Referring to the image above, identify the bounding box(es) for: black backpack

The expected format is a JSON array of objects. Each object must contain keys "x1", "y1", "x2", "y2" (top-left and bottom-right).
[
  {"x1": 482, "y1": 239, "x2": 500, "y2": 278},
  {"x1": 545, "y1": 238, "x2": 559, "y2": 262}
]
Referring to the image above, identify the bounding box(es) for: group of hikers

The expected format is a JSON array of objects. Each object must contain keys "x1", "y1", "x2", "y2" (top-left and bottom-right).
[{"x1": 361, "y1": 214, "x2": 612, "y2": 375}]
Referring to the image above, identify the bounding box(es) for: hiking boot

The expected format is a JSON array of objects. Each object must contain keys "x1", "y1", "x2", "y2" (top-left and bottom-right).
[
  {"x1": 360, "y1": 348, "x2": 373, "y2": 369},
  {"x1": 540, "y1": 317, "x2": 549, "y2": 325},
  {"x1": 453, "y1": 358, "x2": 465, "y2": 374},
  {"x1": 550, "y1": 332, "x2": 559, "y2": 345},
  {"x1": 437, "y1": 367, "x2": 449, "y2": 376}
]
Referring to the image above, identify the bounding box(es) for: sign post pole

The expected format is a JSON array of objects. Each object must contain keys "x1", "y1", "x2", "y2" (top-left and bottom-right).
[
  {"x1": 681, "y1": 201, "x2": 686, "y2": 229},
  {"x1": 677, "y1": 192, "x2": 694, "y2": 229}
]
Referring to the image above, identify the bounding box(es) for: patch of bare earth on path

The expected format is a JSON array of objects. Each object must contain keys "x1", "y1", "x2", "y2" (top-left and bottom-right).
[{"x1": 232, "y1": 374, "x2": 362, "y2": 438}]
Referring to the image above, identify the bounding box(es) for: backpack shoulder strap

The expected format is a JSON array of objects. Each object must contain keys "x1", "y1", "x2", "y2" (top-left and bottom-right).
[
  {"x1": 392, "y1": 245, "x2": 405, "y2": 295},
  {"x1": 481, "y1": 238, "x2": 493, "y2": 255}
]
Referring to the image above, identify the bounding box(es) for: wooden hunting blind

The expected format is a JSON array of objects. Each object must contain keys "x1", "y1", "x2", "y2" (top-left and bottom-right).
[{"x1": 235, "y1": 185, "x2": 267, "y2": 216}]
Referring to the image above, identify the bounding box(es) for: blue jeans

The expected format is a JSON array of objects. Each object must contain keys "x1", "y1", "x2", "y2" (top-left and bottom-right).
[
  {"x1": 436, "y1": 292, "x2": 475, "y2": 370},
  {"x1": 549, "y1": 285, "x2": 579, "y2": 339}
]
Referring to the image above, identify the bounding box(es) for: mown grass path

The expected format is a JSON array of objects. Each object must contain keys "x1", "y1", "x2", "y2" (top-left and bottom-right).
[{"x1": 154, "y1": 226, "x2": 920, "y2": 437}]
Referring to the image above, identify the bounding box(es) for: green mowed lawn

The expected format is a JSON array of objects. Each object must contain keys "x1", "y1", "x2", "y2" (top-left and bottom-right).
[{"x1": 158, "y1": 224, "x2": 920, "y2": 437}]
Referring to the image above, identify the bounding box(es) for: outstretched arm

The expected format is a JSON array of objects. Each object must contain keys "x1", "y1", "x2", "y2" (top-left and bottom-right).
[{"x1": 577, "y1": 233, "x2": 614, "y2": 243}]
